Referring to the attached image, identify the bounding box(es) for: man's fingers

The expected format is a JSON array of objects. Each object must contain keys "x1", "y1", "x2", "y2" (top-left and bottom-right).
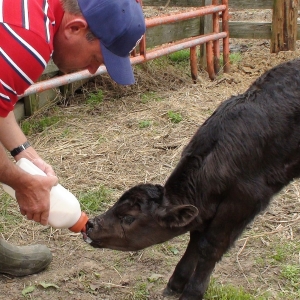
[
  {"x1": 31, "y1": 158, "x2": 57, "y2": 177},
  {"x1": 24, "y1": 212, "x2": 48, "y2": 226},
  {"x1": 31, "y1": 213, "x2": 41, "y2": 223},
  {"x1": 40, "y1": 211, "x2": 49, "y2": 226},
  {"x1": 26, "y1": 213, "x2": 34, "y2": 221},
  {"x1": 49, "y1": 174, "x2": 58, "y2": 186},
  {"x1": 20, "y1": 208, "x2": 26, "y2": 216}
]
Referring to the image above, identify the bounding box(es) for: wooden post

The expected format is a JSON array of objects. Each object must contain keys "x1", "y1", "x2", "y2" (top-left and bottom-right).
[
  {"x1": 271, "y1": 0, "x2": 298, "y2": 53},
  {"x1": 24, "y1": 94, "x2": 39, "y2": 117},
  {"x1": 212, "y1": 0, "x2": 220, "y2": 75},
  {"x1": 221, "y1": 0, "x2": 230, "y2": 73},
  {"x1": 199, "y1": 0, "x2": 212, "y2": 69}
]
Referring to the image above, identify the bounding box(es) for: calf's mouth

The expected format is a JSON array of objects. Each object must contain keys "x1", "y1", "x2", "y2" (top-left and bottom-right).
[{"x1": 82, "y1": 219, "x2": 95, "y2": 244}]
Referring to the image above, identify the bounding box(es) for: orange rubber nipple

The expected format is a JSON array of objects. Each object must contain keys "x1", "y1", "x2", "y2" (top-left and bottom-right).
[{"x1": 69, "y1": 212, "x2": 89, "y2": 233}]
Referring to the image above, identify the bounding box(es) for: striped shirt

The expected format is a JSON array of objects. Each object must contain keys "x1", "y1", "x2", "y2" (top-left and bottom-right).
[{"x1": 0, "y1": 0, "x2": 63, "y2": 117}]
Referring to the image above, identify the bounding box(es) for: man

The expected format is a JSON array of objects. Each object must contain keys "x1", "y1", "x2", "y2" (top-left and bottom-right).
[{"x1": 0, "y1": 0, "x2": 145, "y2": 276}]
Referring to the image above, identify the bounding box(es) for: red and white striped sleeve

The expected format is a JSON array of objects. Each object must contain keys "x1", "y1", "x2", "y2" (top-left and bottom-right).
[{"x1": 0, "y1": 0, "x2": 56, "y2": 117}]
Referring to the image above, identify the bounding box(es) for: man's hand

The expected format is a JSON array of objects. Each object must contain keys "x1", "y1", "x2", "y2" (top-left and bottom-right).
[
  {"x1": 15, "y1": 172, "x2": 58, "y2": 225},
  {"x1": 0, "y1": 111, "x2": 58, "y2": 225},
  {"x1": 30, "y1": 157, "x2": 56, "y2": 177}
]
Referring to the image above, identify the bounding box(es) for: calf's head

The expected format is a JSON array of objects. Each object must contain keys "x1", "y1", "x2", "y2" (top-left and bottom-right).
[{"x1": 85, "y1": 184, "x2": 198, "y2": 251}]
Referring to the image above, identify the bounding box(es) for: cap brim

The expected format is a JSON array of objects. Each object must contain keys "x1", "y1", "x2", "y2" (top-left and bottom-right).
[{"x1": 100, "y1": 42, "x2": 135, "y2": 85}]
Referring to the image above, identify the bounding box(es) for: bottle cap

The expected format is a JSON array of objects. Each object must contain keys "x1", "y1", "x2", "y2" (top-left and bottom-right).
[{"x1": 69, "y1": 212, "x2": 89, "y2": 233}]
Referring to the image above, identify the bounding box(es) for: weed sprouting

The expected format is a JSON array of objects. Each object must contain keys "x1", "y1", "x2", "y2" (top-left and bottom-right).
[
  {"x1": 78, "y1": 186, "x2": 112, "y2": 214},
  {"x1": 168, "y1": 110, "x2": 182, "y2": 123},
  {"x1": 139, "y1": 120, "x2": 151, "y2": 128},
  {"x1": 140, "y1": 91, "x2": 162, "y2": 103},
  {"x1": 21, "y1": 116, "x2": 61, "y2": 135},
  {"x1": 206, "y1": 278, "x2": 269, "y2": 300},
  {"x1": 87, "y1": 90, "x2": 104, "y2": 106}
]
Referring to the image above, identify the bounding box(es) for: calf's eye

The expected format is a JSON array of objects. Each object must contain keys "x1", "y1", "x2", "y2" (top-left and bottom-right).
[{"x1": 122, "y1": 215, "x2": 135, "y2": 225}]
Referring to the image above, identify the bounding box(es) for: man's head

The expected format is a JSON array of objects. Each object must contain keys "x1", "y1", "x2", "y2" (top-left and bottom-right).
[{"x1": 53, "y1": 0, "x2": 145, "y2": 85}]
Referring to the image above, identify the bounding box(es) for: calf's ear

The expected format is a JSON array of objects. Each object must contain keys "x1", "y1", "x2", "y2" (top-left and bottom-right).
[{"x1": 156, "y1": 205, "x2": 198, "y2": 228}]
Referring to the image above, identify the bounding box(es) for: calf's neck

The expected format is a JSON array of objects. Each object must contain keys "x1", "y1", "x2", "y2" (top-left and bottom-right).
[{"x1": 85, "y1": 59, "x2": 300, "y2": 299}]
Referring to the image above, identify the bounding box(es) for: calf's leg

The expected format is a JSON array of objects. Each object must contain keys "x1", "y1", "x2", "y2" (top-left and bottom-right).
[
  {"x1": 163, "y1": 231, "x2": 201, "y2": 295},
  {"x1": 178, "y1": 235, "x2": 221, "y2": 300},
  {"x1": 179, "y1": 196, "x2": 261, "y2": 299}
]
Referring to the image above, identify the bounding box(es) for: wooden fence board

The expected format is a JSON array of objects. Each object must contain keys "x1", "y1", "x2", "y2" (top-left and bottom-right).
[
  {"x1": 14, "y1": 101, "x2": 25, "y2": 122},
  {"x1": 43, "y1": 60, "x2": 58, "y2": 74},
  {"x1": 227, "y1": 22, "x2": 272, "y2": 39},
  {"x1": 218, "y1": 0, "x2": 273, "y2": 9},
  {"x1": 142, "y1": 0, "x2": 205, "y2": 7},
  {"x1": 146, "y1": 19, "x2": 201, "y2": 49},
  {"x1": 227, "y1": 21, "x2": 300, "y2": 40},
  {"x1": 24, "y1": 88, "x2": 58, "y2": 116},
  {"x1": 147, "y1": 20, "x2": 300, "y2": 46},
  {"x1": 142, "y1": 0, "x2": 274, "y2": 9}
]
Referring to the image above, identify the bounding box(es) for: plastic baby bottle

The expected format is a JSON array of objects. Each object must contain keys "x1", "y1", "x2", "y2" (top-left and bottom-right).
[{"x1": 1, "y1": 158, "x2": 88, "y2": 233}]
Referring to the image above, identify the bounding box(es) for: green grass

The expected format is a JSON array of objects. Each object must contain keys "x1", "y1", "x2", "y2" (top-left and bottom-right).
[
  {"x1": 78, "y1": 185, "x2": 112, "y2": 214},
  {"x1": 21, "y1": 116, "x2": 61, "y2": 135},
  {"x1": 87, "y1": 90, "x2": 103, "y2": 106},
  {"x1": 281, "y1": 265, "x2": 300, "y2": 283},
  {"x1": 253, "y1": 239, "x2": 300, "y2": 299},
  {"x1": 280, "y1": 264, "x2": 300, "y2": 294},
  {"x1": 96, "y1": 134, "x2": 107, "y2": 143},
  {"x1": 61, "y1": 128, "x2": 70, "y2": 138},
  {"x1": 270, "y1": 241, "x2": 300, "y2": 265},
  {"x1": 168, "y1": 110, "x2": 183, "y2": 124},
  {"x1": 147, "y1": 49, "x2": 191, "y2": 71},
  {"x1": 168, "y1": 49, "x2": 191, "y2": 63},
  {"x1": 130, "y1": 282, "x2": 149, "y2": 300},
  {"x1": 0, "y1": 194, "x2": 23, "y2": 232},
  {"x1": 199, "y1": 239, "x2": 300, "y2": 299},
  {"x1": 167, "y1": 49, "x2": 242, "y2": 68},
  {"x1": 229, "y1": 52, "x2": 243, "y2": 64},
  {"x1": 139, "y1": 120, "x2": 151, "y2": 128},
  {"x1": 271, "y1": 244, "x2": 290, "y2": 262},
  {"x1": 220, "y1": 52, "x2": 242, "y2": 66},
  {"x1": 140, "y1": 91, "x2": 163, "y2": 104},
  {"x1": 206, "y1": 278, "x2": 269, "y2": 300}
]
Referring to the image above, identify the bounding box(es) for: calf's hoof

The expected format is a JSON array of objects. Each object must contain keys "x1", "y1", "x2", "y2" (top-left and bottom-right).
[{"x1": 163, "y1": 285, "x2": 182, "y2": 296}]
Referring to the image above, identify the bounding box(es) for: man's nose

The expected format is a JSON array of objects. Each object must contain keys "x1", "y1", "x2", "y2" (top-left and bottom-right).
[{"x1": 87, "y1": 63, "x2": 101, "y2": 74}]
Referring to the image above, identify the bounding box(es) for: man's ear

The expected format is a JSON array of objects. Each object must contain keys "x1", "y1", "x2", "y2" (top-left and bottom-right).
[{"x1": 64, "y1": 18, "x2": 88, "y2": 39}]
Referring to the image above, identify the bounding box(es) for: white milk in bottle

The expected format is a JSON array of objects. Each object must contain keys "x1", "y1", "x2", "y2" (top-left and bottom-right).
[{"x1": 2, "y1": 158, "x2": 88, "y2": 232}]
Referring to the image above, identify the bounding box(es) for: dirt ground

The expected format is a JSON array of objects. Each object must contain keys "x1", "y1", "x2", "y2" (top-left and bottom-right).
[{"x1": 1, "y1": 7, "x2": 300, "y2": 300}]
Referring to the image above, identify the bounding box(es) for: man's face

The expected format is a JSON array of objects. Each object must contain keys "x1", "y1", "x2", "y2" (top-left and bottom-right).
[{"x1": 52, "y1": 23, "x2": 104, "y2": 75}]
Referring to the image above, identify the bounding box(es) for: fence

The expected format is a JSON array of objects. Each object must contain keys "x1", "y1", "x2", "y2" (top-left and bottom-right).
[
  {"x1": 15, "y1": 0, "x2": 299, "y2": 120},
  {"x1": 227, "y1": 0, "x2": 299, "y2": 48},
  {"x1": 15, "y1": 0, "x2": 229, "y2": 121}
]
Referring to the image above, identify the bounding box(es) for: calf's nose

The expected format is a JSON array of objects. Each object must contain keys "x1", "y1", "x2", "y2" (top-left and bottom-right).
[{"x1": 86, "y1": 219, "x2": 95, "y2": 231}]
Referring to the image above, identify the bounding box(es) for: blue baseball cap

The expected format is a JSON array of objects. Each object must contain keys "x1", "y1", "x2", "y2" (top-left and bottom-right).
[{"x1": 78, "y1": 0, "x2": 146, "y2": 85}]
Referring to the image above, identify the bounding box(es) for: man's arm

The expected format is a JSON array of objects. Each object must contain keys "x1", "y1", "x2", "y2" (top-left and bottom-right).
[
  {"x1": 0, "y1": 111, "x2": 58, "y2": 224},
  {"x1": 0, "y1": 111, "x2": 55, "y2": 175}
]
